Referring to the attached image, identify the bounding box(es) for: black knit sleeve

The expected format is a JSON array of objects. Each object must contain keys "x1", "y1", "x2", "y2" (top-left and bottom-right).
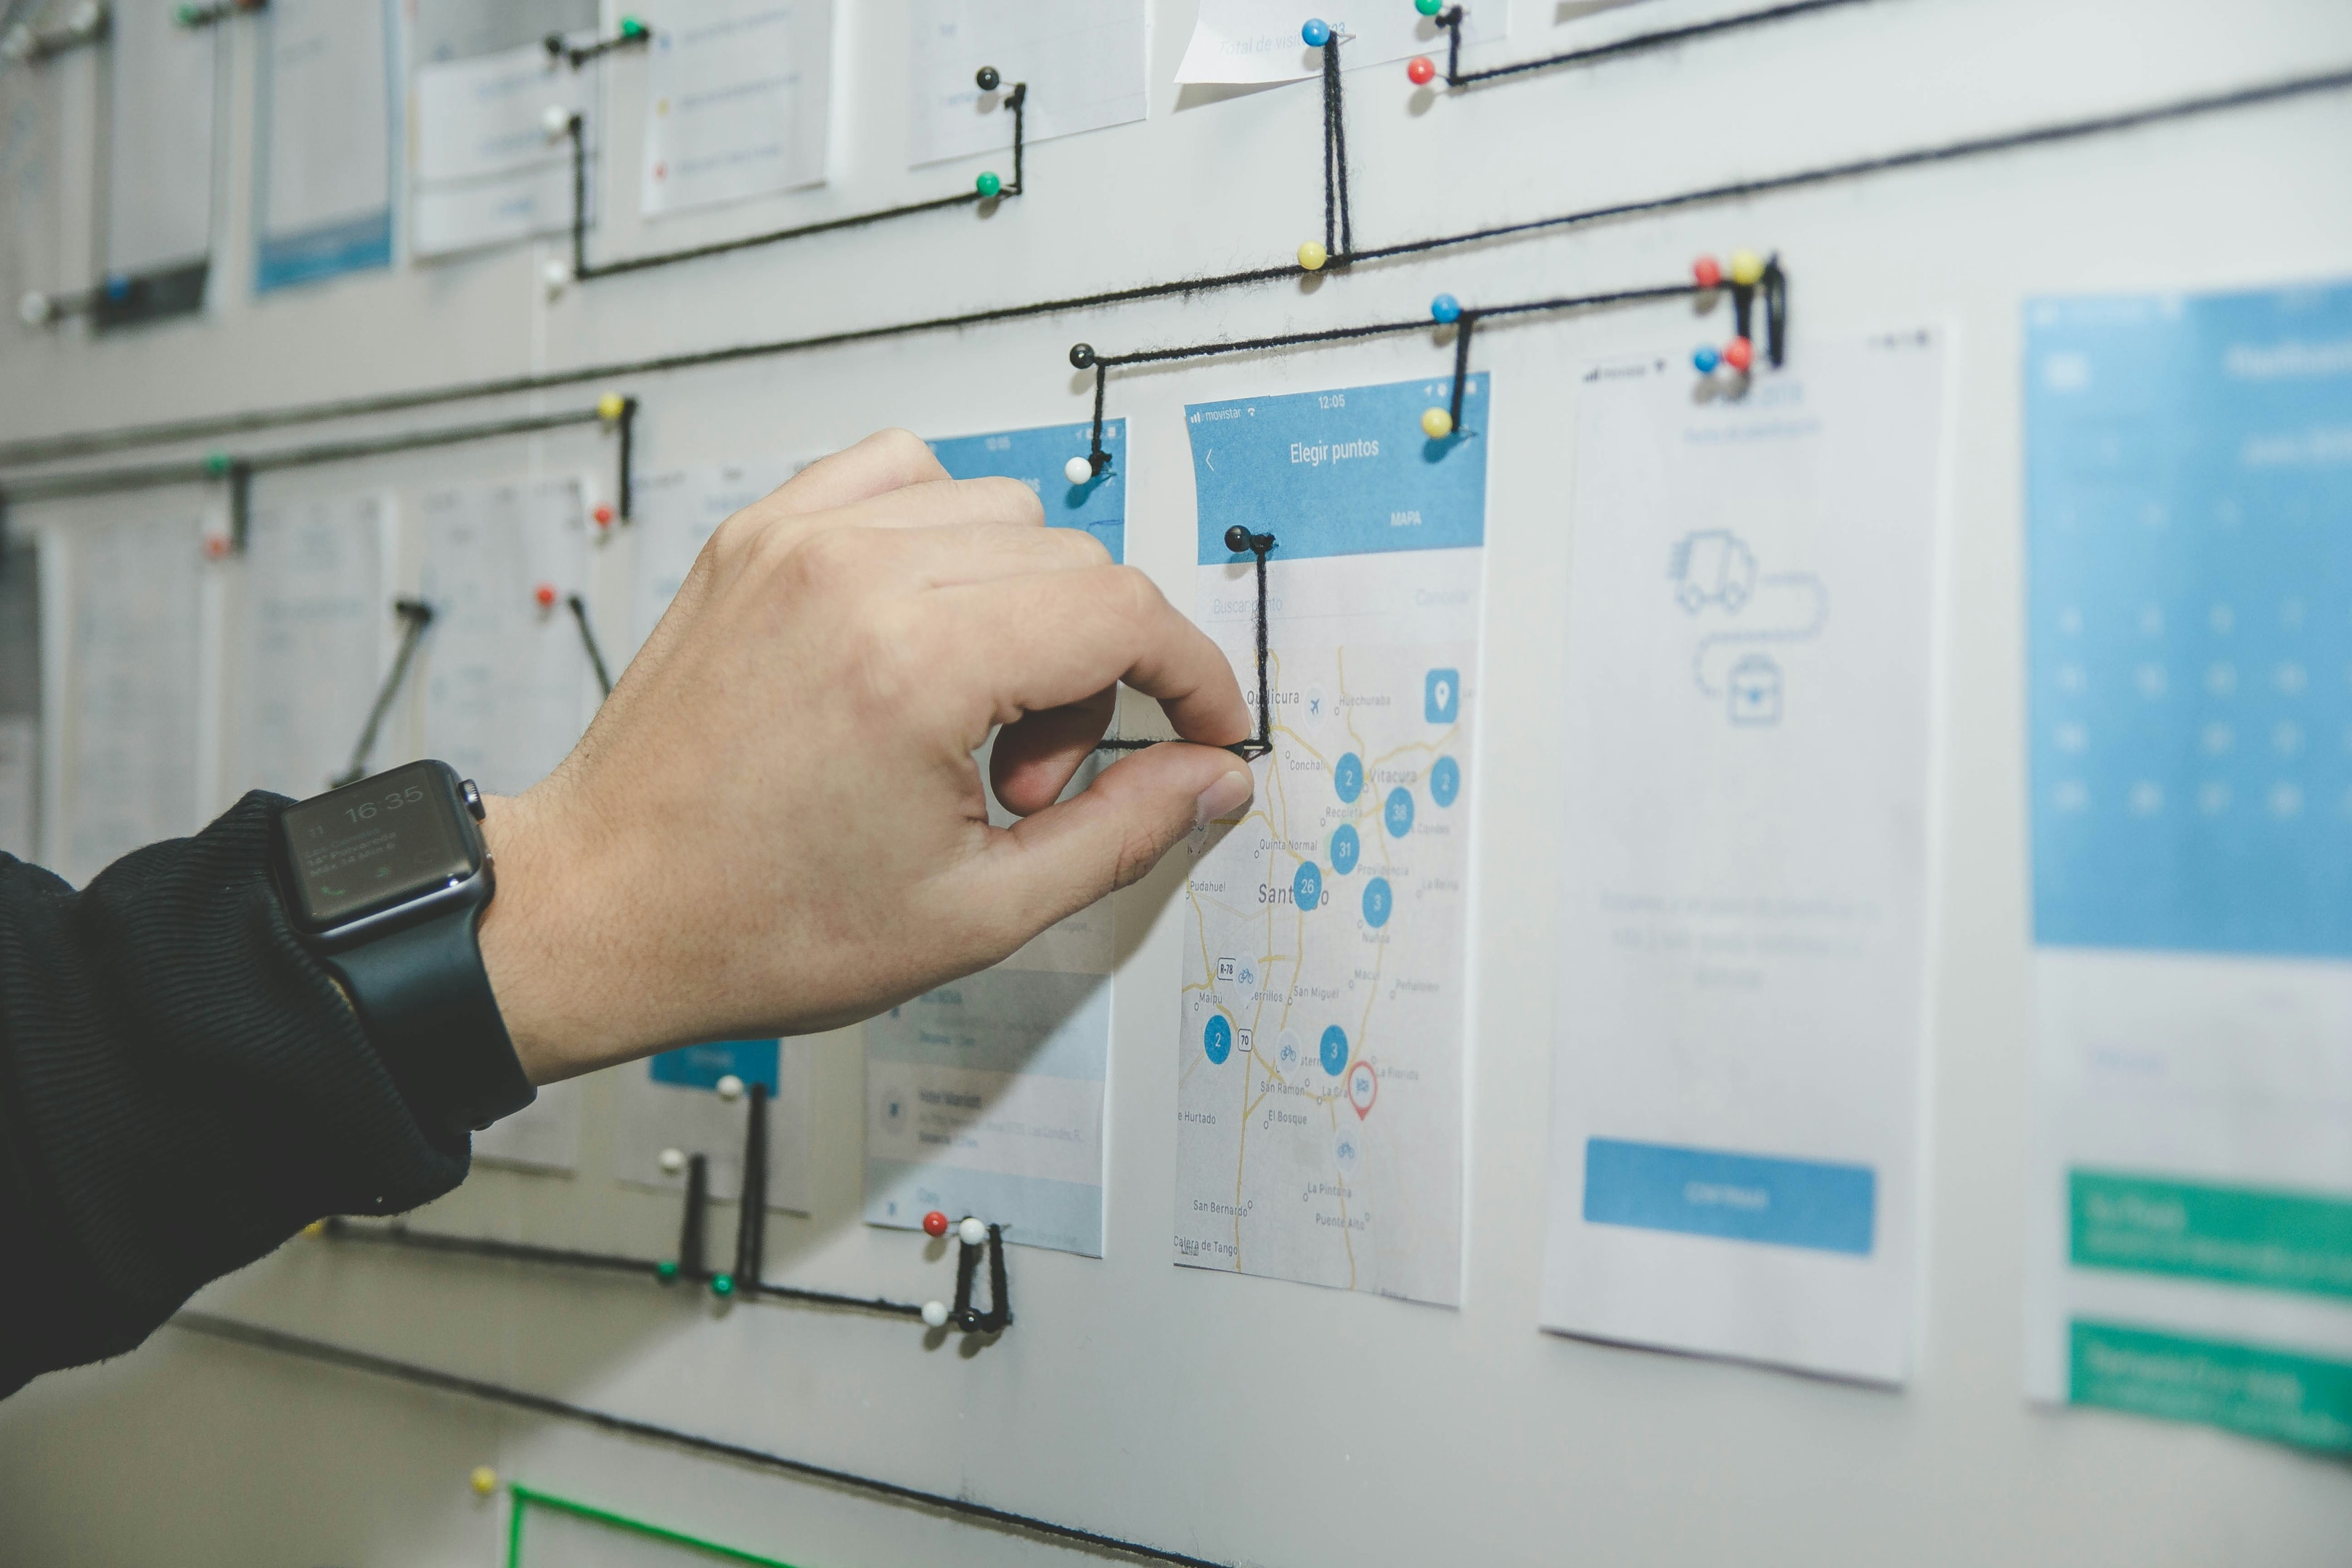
[{"x1": 0, "y1": 792, "x2": 471, "y2": 1397}]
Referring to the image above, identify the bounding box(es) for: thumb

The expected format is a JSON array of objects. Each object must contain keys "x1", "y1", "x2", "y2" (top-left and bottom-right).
[{"x1": 960, "y1": 743, "x2": 1255, "y2": 940}]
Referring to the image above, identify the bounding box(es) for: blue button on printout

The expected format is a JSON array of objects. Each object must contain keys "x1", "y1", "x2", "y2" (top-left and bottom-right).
[{"x1": 1583, "y1": 1138, "x2": 1875, "y2": 1256}]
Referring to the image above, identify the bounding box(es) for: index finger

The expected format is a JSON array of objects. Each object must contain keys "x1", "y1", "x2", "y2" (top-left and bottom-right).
[
  {"x1": 918, "y1": 565, "x2": 1251, "y2": 751},
  {"x1": 758, "y1": 428, "x2": 950, "y2": 518}
]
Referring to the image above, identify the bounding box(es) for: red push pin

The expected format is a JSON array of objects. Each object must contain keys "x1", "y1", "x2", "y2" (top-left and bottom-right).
[
  {"x1": 592, "y1": 503, "x2": 615, "y2": 528},
  {"x1": 1722, "y1": 336, "x2": 1755, "y2": 373},
  {"x1": 921, "y1": 1210, "x2": 950, "y2": 1238},
  {"x1": 1405, "y1": 55, "x2": 1436, "y2": 85},
  {"x1": 1692, "y1": 256, "x2": 1723, "y2": 289},
  {"x1": 203, "y1": 534, "x2": 231, "y2": 560},
  {"x1": 534, "y1": 583, "x2": 558, "y2": 610}
]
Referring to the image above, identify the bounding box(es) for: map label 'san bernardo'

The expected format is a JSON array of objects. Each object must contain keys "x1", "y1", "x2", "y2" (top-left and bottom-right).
[{"x1": 1175, "y1": 375, "x2": 1487, "y2": 1305}]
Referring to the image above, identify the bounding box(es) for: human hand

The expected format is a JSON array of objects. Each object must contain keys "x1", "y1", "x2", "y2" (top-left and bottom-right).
[{"x1": 475, "y1": 430, "x2": 1255, "y2": 1084}]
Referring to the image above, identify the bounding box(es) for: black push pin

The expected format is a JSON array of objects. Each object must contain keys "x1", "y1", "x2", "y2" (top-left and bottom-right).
[{"x1": 975, "y1": 65, "x2": 1000, "y2": 92}]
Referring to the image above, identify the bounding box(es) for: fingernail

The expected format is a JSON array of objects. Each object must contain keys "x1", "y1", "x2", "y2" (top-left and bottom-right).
[{"x1": 1195, "y1": 768, "x2": 1254, "y2": 828}]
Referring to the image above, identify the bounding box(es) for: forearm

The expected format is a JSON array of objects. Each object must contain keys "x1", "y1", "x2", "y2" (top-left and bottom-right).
[{"x1": 0, "y1": 795, "x2": 469, "y2": 1396}]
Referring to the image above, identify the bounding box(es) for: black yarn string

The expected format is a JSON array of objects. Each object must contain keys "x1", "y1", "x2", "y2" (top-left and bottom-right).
[
  {"x1": 6, "y1": 65, "x2": 2348, "y2": 468},
  {"x1": 679, "y1": 1154, "x2": 709, "y2": 1278},
  {"x1": 169, "y1": 1312, "x2": 1230, "y2": 1568},
  {"x1": 616, "y1": 394, "x2": 639, "y2": 518},
  {"x1": 1320, "y1": 42, "x2": 1339, "y2": 258},
  {"x1": 1447, "y1": 312, "x2": 1477, "y2": 428},
  {"x1": 332, "y1": 599, "x2": 433, "y2": 787},
  {"x1": 1248, "y1": 534, "x2": 1273, "y2": 757},
  {"x1": 1328, "y1": 34, "x2": 1353, "y2": 258},
  {"x1": 0, "y1": 407, "x2": 618, "y2": 505},
  {"x1": 734, "y1": 1081, "x2": 769, "y2": 1289},
  {"x1": 316, "y1": 1217, "x2": 931, "y2": 1320},
  {"x1": 1437, "y1": 0, "x2": 1878, "y2": 89},
  {"x1": 566, "y1": 594, "x2": 614, "y2": 698},
  {"x1": 562, "y1": 74, "x2": 1026, "y2": 284},
  {"x1": 547, "y1": 23, "x2": 654, "y2": 70}
]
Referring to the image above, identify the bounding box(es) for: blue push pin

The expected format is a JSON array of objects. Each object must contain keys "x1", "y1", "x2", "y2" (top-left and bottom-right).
[
  {"x1": 1302, "y1": 17, "x2": 1332, "y2": 46},
  {"x1": 103, "y1": 273, "x2": 131, "y2": 301},
  {"x1": 1692, "y1": 345, "x2": 1721, "y2": 374},
  {"x1": 1430, "y1": 293, "x2": 1461, "y2": 324}
]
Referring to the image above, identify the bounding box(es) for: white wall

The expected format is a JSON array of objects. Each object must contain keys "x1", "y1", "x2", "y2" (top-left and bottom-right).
[{"x1": 3, "y1": 1, "x2": 2351, "y2": 1564}]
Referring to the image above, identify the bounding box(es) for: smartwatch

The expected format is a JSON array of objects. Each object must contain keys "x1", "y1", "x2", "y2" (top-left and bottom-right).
[{"x1": 273, "y1": 759, "x2": 536, "y2": 1137}]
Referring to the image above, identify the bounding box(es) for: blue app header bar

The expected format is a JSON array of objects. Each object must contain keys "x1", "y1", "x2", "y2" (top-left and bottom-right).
[
  {"x1": 929, "y1": 420, "x2": 1126, "y2": 563},
  {"x1": 649, "y1": 1039, "x2": 780, "y2": 1095},
  {"x1": 1188, "y1": 375, "x2": 1489, "y2": 563},
  {"x1": 1584, "y1": 1137, "x2": 1877, "y2": 1256}
]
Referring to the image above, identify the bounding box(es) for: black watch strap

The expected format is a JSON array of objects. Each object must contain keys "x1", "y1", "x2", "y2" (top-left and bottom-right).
[{"x1": 321, "y1": 899, "x2": 536, "y2": 1138}]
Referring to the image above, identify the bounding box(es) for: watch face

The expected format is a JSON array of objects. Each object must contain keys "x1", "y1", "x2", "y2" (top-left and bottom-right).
[{"x1": 279, "y1": 761, "x2": 480, "y2": 931}]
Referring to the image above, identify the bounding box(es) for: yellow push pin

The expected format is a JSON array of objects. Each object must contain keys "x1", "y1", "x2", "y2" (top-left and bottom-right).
[
  {"x1": 470, "y1": 1465, "x2": 499, "y2": 1497},
  {"x1": 1297, "y1": 241, "x2": 1328, "y2": 272},
  {"x1": 301, "y1": 1220, "x2": 327, "y2": 1238},
  {"x1": 1727, "y1": 248, "x2": 1765, "y2": 287},
  {"x1": 1420, "y1": 407, "x2": 1454, "y2": 439},
  {"x1": 596, "y1": 392, "x2": 628, "y2": 422}
]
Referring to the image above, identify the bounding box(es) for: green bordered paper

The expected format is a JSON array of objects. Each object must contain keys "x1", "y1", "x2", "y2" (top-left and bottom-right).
[
  {"x1": 2070, "y1": 1169, "x2": 2352, "y2": 1301},
  {"x1": 508, "y1": 1483, "x2": 802, "y2": 1568}
]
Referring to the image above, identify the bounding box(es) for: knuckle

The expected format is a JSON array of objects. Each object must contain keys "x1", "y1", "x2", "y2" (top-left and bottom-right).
[
  {"x1": 780, "y1": 525, "x2": 873, "y2": 593},
  {"x1": 1105, "y1": 563, "x2": 1161, "y2": 623}
]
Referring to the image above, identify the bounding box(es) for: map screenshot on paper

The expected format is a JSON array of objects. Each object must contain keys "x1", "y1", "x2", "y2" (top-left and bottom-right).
[{"x1": 1175, "y1": 375, "x2": 1487, "y2": 1305}]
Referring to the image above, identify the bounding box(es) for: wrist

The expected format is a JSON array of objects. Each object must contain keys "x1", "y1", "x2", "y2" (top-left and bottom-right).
[{"x1": 475, "y1": 787, "x2": 640, "y2": 1084}]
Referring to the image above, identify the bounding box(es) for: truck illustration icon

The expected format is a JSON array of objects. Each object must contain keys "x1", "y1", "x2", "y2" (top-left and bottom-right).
[{"x1": 1670, "y1": 529, "x2": 1757, "y2": 613}]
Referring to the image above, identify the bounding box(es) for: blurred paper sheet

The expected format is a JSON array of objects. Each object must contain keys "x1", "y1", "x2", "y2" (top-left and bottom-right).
[
  {"x1": 1174, "y1": 1, "x2": 1498, "y2": 85},
  {"x1": 640, "y1": 0, "x2": 832, "y2": 215},
  {"x1": 907, "y1": 0, "x2": 1145, "y2": 167}
]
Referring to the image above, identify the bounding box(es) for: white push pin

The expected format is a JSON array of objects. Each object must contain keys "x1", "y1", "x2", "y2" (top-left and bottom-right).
[
  {"x1": 920, "y1": 1299, "x2": 950, "y2": 1328},
  {"x1": 17, "y1": 290, "x2": 51, "y2": 327},
  {"x1": 69, "y1": 1, "x2": 102, "y2": 33},
  {"x1": 1062, "y1": 455, "x2": 1093, "y2": 486},
  {"x1": 1, "y1": 24, "x2": 35, "y2": 62},
  {"x1": 715, "y1": 1074, "x2": 745, "y2": 1103},
  {"x1": 658, "y1": 1147, "x2": 686, "y2": 1175},
  {"x1": 957, "y1": 1215, "x2": 987, "y2": 1247},
  {"x1": 541, "y1": 258, "x2": 571, "y2": 298},
  {"x1": 541, "y1": 104, "x2": 573, "y2": 140}
]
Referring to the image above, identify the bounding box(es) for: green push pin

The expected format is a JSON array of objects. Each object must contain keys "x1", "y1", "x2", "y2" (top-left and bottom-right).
[
  {"x1": 974, "y1": 171, "x2": 1002, "y2": 200},
  {"x1": 709, "y1": 1272, "x2": 735, "y2": 1298},
  {"x1": 175, "y1": 4, "x2": 203, "y2": 25},
  {"x1": 618, "y1": 15, "x2": 647, "y2": 38},
  {"x1": 656, "y1": 1259, "x2": 679, "y2": 1282},
  {"x1": 1416, "y1": 0, "x2": 1443, "y2": 14},
  {"x1": 203, "y1": 451, "x2": 232, "y2": 475}
]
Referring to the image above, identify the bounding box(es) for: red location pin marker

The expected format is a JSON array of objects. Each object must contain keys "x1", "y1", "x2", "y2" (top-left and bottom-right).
[{"x1": 1347, "y1": 1061, "x2": 1377, "y2": 1119}]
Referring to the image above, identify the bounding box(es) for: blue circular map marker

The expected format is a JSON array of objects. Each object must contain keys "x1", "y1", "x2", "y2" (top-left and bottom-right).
[
  {"x1": 1362, "y1": 876, "x2": 1392, "y2": 927},
  {"x1": 1328, "y1": 822, "x2": 1360, "y2": 875},
  {"x1": 1334, "y1": 752, "x2": 1364, "y2": 804},
  {"x1": 1384, "y1": 785, "x2": 1416, "y2": 838},
  {"x1": 1204, "y1": 1015, "x2": 1232, "y2": 1065},
  {"x1": 1293, "y1": 860, "x2": 1323, "y2": 911},
  {"x1": 1430, "y1": 756, "x2": 1461, "y2": 807},
  {"x1": 1320, "y1": 1024, "x2": 1349, "y2": 1076}
]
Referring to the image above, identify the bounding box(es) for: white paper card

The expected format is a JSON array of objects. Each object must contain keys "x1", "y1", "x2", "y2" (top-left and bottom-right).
[
  {"x1": 907, "y1": 0, "x2": 1146, "y2": 168},
  {"x1": 639, "y1": 0, "x2": 832, "y2": 216},
  {"x1": 412, "y1": 41, "x2": 595, "y2": 256},
  {"x1": 233, "y1": 494, "x2": 393, "y2": 799},
  {"x1": 106, "y1": 0, "x2": 217, "y2": 276},
  {"x1": 1173, "y1": 375, "x2": 1490, "y2": 1304},
  {"x1": 62, "y1": 515, "x2": 210, "y2": 886},
  {"x1": 1175, "y1": 1, "x2": 1498, "y2": 86},
  {"x1": 256, "y1": 0, "x2": 394, "y2": 289},
  {"x1": 1538, "y1": 332, "x2": 1950, "y2": 1383},
  {"x1": 417, "y1": 480, "x2": 597, "y2": 796}
]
